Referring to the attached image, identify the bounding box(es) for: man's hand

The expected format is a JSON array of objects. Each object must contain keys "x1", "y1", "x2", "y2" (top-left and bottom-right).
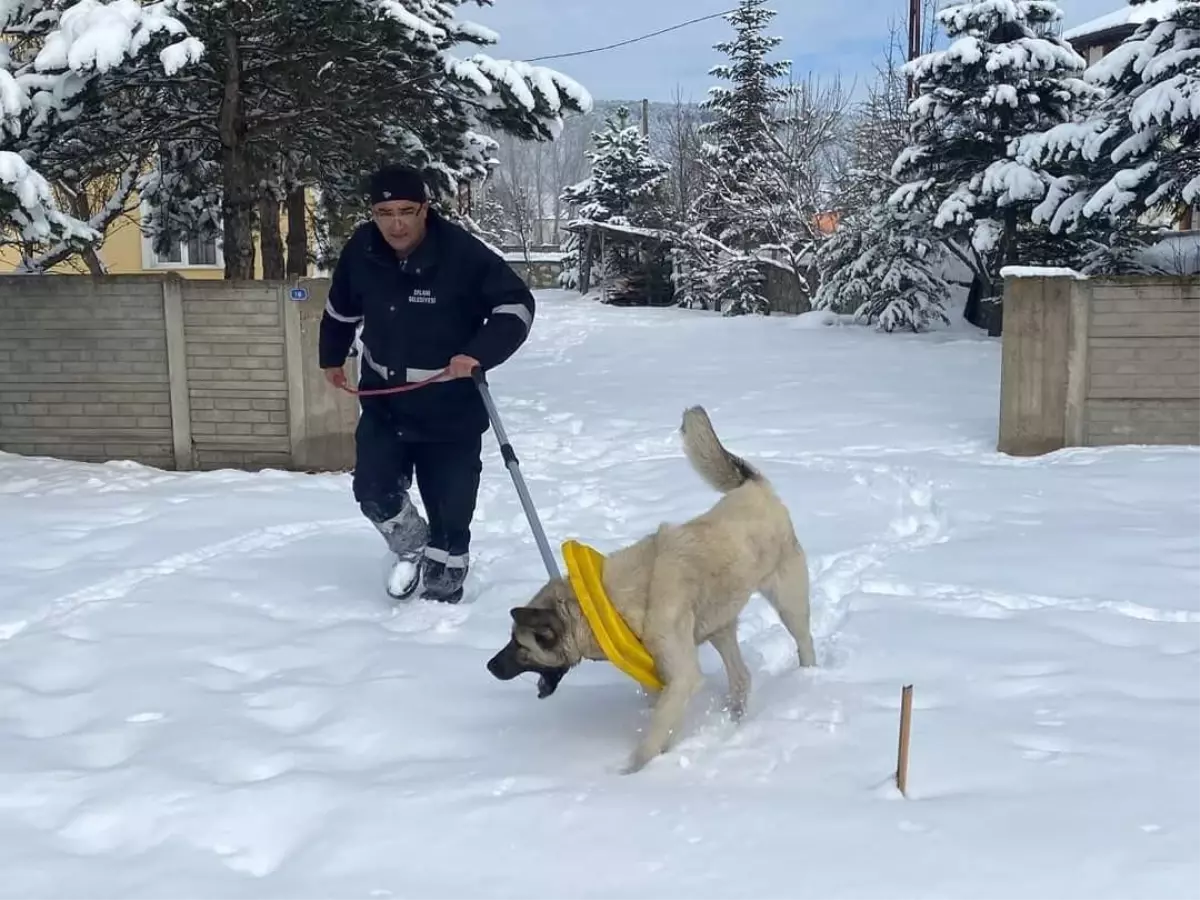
[
  {"x1": 322, "y1": 366, "x2": 348, "y2": 390},
  {"x1": 446, "y1": 354, "x2": 480, "y2": 380}
]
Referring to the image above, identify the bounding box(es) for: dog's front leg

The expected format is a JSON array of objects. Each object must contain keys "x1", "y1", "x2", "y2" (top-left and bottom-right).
[{"x1": 622, "y1": 637, "x2": 703, "y2": 774}]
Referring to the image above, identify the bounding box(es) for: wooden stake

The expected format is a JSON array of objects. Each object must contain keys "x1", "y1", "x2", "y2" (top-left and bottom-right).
[{"x1": 896, "y1": 684, "x2": 914, "y2": 797}]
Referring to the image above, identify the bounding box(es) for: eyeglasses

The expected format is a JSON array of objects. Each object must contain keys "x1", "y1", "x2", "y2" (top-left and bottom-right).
[{"x1": 373, "y1": 206, "x2": 425, "y2": 222}]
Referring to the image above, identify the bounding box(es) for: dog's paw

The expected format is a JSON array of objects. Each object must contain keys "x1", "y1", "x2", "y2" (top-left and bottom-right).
[{"x1": 621, "y1": 748, "x2": 656, "y2": 775}]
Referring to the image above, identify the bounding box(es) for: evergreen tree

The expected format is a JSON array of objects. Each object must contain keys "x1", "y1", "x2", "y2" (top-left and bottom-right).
[
  {"x1": 559, "y1": 105, "x2": 670, "y2": 298},
  {"x1": 2, "y1": 0, "x2": 590, "y2": 276},
  {"x1": 678, "y1": 0, "x2": 810, "y2": 316},
  {"x1": 692, "y1": 0, "x2": 792, "y2": 251},
  {"x1": 814, "y1": 191, "x2": 951, "y2": 332},
  {"x1": 1014, "y1": 0, "x2": 1200, "y2": 244},
  {"x1": 890, "y1": 0, "x2": 1093, "y2": 326},
  {"x1": 0, "y1": 0, "x2": 202, "y2": 267},
  {"x1": 814, "y1": 33, "x2": 951, "y2": 332},
  {"x1": 140, "y1": 0, "x2": 592, "y2": 279},
  {"x1": 563, "y1": 106, "x2": 669, "y2": 228}
]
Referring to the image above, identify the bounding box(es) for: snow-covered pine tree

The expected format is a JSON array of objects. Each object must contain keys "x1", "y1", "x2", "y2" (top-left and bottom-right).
[
  {"x1": 0, "y1": 0, "x2": 203, "y2": 268},
  {"x1": 558, "y1": 173, "x2": 592, "y2": 291},
  {"x1": 814, "y1": 189, "x2": 951, "y2": 331},
  {"x1": 814, "y1": 23, "x2": 952, "y2": 332},
  {"x1": 558, "y1": 105, "x2": 670, "y2": 299},
  {"x1": 563, "y1": 105, "x2": 669, "y2": 227},
  {"x1": 890, "y1": 0, "x2": 1093, "y2": 328},
  {"x1": 140, "y1": 0, "x2": 592, "y2": 278},
  {"x1": 1014, "y1": 0, "x2": 1199, "y2": 253},
  {"x1": 680, "y1": 0, "x2": 809, "y2": 315}
]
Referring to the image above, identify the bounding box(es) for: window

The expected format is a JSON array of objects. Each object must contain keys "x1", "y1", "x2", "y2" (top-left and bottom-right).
[
  {"x1": 1176, "y1": 204, "x2": 1199, "y2": 233},
  {"x1": 149, "y1": 234, "x2": 221, "y2": 268},
  {"x1": 139, "y1": 199, "x2": 223, "y2": 269}
]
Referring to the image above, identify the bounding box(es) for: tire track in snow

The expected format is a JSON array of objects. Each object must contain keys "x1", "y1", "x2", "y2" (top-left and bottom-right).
[{"x1": 1, "y1": 518, "x2": 364, "y2": 640}]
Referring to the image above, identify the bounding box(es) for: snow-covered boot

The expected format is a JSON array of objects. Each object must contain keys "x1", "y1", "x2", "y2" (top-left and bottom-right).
[
  {"x1": 363, "y1": 496, "x2": 429, "y2": 600},
  {"x1": 419, "y1": 552, "x2": 469, "y2": 604},
  {"x1": 386, "y1": 554, "x2": 422, "y2": 600}
]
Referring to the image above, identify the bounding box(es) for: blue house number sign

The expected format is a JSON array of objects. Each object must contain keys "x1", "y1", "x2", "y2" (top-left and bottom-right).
[{"x1": 289, "y1": 287, "x2": 308, "y2": 301}]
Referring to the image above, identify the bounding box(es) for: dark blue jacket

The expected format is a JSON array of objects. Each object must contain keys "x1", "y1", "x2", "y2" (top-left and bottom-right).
[{"x1": 319, "y1": 210, "x2": 535, "y2": 441}]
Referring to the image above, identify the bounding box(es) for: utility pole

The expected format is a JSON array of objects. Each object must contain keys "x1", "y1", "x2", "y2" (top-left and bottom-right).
[
  {"x1": 907, "y1": 0, "x2": 923, "y2": 100},
  {"x1": 641, "y1": 98, "x2": 649, "y2": 138}
]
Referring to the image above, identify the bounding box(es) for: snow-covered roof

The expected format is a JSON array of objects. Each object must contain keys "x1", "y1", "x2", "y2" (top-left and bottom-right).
[{"x1": 1063, "y1": 0, "x2": 1178, "y2": 44}]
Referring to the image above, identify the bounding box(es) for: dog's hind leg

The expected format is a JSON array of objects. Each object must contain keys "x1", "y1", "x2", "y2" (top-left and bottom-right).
[
  {"x1": 760, "y1": 544, "x2": 817, "y2": 668},
  {"x1": 623, "y1": 614, "x2": 704, "y2": 774},
  {"x1": 709, "y1": 622, "x2": 750, "y2": 721}
]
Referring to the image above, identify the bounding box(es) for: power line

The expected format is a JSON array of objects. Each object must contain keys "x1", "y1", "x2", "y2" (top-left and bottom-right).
[{"x1": 525, "y1": 8, "x2": 738, "y2": 62}]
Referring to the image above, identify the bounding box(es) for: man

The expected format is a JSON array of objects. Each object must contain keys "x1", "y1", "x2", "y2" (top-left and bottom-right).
[{"x1": 319, "y1": 163, "x2": 535, "y2": 604}]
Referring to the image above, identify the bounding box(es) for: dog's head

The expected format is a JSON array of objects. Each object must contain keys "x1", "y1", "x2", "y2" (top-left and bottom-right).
[{"x1": 486, "y1": 601, "x2": 574, "y2": 699}]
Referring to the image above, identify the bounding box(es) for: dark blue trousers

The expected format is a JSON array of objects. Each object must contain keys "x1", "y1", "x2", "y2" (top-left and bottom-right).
[{"x1": 352, "y1": 402, "x2": 482, "y2": 564}]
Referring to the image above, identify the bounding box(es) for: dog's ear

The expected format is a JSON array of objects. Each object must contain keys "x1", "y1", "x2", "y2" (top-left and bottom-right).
[{"x1": 511, "y1": 607, "x2": 563, "y2": 649}]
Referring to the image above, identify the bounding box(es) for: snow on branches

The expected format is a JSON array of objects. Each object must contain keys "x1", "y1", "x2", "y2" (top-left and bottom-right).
[
  {"x1": 890, "y1": 0, "x2": 1093, "y2": 289},
  {"x1": 0, "y1": 0, "x2": 203, "y2": 256},
  {"x1": 1014, "y1": 0, "x2": 1199, "y2": 234}
]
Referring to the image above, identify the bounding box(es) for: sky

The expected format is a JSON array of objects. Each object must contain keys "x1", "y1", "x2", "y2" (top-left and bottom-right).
[{"x1": 466, "y1": 0, "x2": 1134, "y2": 104}]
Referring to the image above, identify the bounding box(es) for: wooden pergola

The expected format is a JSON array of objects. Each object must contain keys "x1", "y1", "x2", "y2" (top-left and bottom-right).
[{"x1": 565, "y1": 219, "x2": 678, "y2": 307}]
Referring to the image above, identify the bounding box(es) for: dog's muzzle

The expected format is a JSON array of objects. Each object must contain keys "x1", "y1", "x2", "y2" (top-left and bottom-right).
[
  {"x1": 486, "y1": 643, "x2": 567, "y2": 699},
  {"x1": 486, "y1": 643, "x2": 522, "y2": 681}
]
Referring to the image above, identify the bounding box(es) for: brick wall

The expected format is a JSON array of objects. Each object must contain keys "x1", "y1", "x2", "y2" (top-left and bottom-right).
[
  {"x1": 998, "y1": 273, "x2": 1200, "y2": 455},
  {"x1": 0, "y1": 275, "x2": 359, "y2": 472},
  {"x1": 0, "y1": 276, "x2": 175, "y2": 467},
  {"x1": 181, "y1": 283, "x2": 292, "y2": 469}
]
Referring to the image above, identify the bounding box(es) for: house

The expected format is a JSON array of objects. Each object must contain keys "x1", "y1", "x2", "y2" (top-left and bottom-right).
[
  {"x1": 1063, "y1": 0, "x2": 1178, "y2": 63},
  {"x1": 1063, "y1": 0, "x2": 1194, "y2": 230},
  {"x1": 0, "y1": 191, "x2": 319, "y2": 279}
]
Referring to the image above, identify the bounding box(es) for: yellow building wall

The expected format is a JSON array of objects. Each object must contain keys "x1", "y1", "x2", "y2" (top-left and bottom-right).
[{"x1": 0, "y1": 189, "x2": 313, "y2": 279}]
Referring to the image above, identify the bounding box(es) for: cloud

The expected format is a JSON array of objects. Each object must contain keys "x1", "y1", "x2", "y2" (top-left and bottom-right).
[{"x1": 464, "y1": 0, "x2": 1138, "y2": 103}]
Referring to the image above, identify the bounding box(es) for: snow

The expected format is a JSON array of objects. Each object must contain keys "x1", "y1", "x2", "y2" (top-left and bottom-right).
[
  {"x1": 32, "y1": 0, "x2": 198, "y2": 75},
  {"x1": 1063, "y1": 0, "x2": 1179, "y2": 43},
  {"x1": 159, "y1": 35, "x2": 204, "y2": 77},
  {"x1": 502, "y1": 250, "x2": 564, "y2": 263},
  {"x1": 465, "y1": 54, "x2": 537, "y2": 112},
  {"x1": 454, "y1": 19, "x2": 500, "y2": 45},
  {"x1": 999, "y1": 264, "x2": 1085, "y2": 277},
  {"x1": 2, "y1": 290, "x2": 1198, "y2": 898},
  {"x1": 0, "y1": 67, "x2": 24, "y2": 121},
  {"x1": 376, "y1": 0, "x2": 446, "y2": 41},
  {"x1": 0, "y1": 149, "x2": 99, "y2": 243}
]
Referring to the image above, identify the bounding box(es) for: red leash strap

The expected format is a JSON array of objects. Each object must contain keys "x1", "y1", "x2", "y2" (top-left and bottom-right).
[{"x1": 334, "y1": 368, "x2": 451, "y2": 397}]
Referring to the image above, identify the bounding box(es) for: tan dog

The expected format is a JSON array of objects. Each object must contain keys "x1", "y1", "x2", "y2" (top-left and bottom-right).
[{"x1": 486, "y1": 405, "x2": 817, "y2": 773}]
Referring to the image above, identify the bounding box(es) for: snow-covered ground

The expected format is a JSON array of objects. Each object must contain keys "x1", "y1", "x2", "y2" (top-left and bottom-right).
[{"x1": 2, "y1": 289, "x2": 1198, "y2": 899}]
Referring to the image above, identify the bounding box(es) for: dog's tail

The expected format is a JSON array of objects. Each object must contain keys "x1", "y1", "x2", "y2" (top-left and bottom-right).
[{"x1": 680, "y1": 405, "x2": 762, "y2": 494}]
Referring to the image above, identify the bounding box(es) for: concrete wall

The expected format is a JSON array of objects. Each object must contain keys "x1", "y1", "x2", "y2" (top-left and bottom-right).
[
  {"x1": 0, "y1": 274, "x2": 359, "y2": 472},
  {"x1": 998, "y1": 273, "x2": 1200, "y2": 455},
  {"x1": 0, "y1": 276, "x2": 176, "y2": 467},
  {"x1": 504, "y1": 256, "x2": 564, "y2": 290}
]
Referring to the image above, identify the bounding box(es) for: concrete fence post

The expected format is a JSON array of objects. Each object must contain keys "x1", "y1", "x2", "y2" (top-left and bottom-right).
[
  {"x1": 997, "y1": 273, "x2": 1076, "y2": 456},
  {"x1": 281, "y1": 282, "x2": 309, "y2": 470},
  {"x1": 161, "y1": 275, "x2": 195, "y2": 470},
  {"x1": 1063, "y1": 279, "x2": 1094, "y2": 447}
]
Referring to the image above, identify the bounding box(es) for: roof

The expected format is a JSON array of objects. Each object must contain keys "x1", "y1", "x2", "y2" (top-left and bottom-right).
[
  {"x1": 563, "y1": 219, "x2": 677, "y2": 243},
  {"x1": 1063, "y1": 0, "x2": 1178, "y2": 45}
]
